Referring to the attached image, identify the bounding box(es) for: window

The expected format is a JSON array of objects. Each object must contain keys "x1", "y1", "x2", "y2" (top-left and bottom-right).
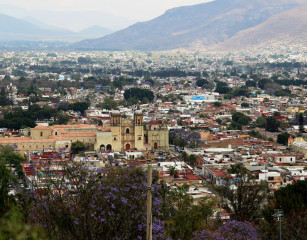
[
  {"x1": 40, "y1": 132, "x2": 43, "y2": 136},
  {"x1": 279, "y1": 158, "x2": 282, "y2": 162},
  {"x1": 290, "y1": 158, "x2": 293, "y2": 161},
  {"x1": 138, "y1": 137, "x2": 142, "y2": 140},
  {"x1": 138, "y1": 119, "x2": 140, "y2": 124},
  {"x1": 126, "y1": 128, "x2": 130, "y2": 134},
  {"x1": 66, "y1": 145, "x2": 68, "y2": 148},
  {"x1": 55, "y1": 132, "x2": 58, "y2": 135},
  {"x1": 114, "y1": 137, "x2": 117, "y2": 140}
]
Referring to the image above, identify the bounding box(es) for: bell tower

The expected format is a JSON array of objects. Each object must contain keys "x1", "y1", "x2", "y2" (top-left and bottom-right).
[
  {"x1": 134, "y1": 110, "x2": 144, "y2": 150},
  {"x1": 110, "y1": 111, "x2": 121, "y2": 151}
]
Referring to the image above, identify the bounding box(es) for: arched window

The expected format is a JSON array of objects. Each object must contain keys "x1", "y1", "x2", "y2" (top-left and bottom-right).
[
  {"x1": 106, "y1": 144, "x2": 112, "y2": 151},
  {"x1": 126, "y1": 128, "x2": 130, "y2": 134},
  {"x1": 154, "y1": 142, "x2": 158, "y2": 149}
]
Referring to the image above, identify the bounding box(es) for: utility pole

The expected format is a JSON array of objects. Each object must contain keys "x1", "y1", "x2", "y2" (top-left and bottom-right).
[
  {"x1": 273, "y1": 209, "x2": 284, "y2": 240},
  {"x1": 146, "y1": 164, "x2": 152, "y2": 240}
]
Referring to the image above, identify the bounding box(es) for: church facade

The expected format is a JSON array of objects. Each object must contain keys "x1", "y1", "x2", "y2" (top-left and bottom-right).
[{"x1": 95, "y1": 111, "x2": 169, "y2": 152}]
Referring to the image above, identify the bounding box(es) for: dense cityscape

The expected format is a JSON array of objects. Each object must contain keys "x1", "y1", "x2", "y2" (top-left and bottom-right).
[
  {"x1": 0, "y1": 49, "x2": 306, "y2": 239},
  {"x1": 1, "y1": 0, "x2": 307, "y2": 239}
]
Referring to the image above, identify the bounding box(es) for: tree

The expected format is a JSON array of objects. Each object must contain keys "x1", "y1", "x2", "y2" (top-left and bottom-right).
[
  {"x1": 98, "y1": 97, "x2": 118, "y2": 110},
  {"x1": 168, "y1": 166, "x2": 177, "y2": 177},
  {"x1": 173, "y1": 138, "x2": 185, "y2": 148},
  {"x1": 167, "y1": 195, "x2": 217, "y2": 240},
  {"x1": 266, "y1": 116, "x2": 279, "y2": 132},
  {"x1": 256, "y1": 115, "x2": 266, "y2": 128},
  {"x1": 299, "y1": 113, "x2": 305, "y2": 133},
  {"x1": 214, "y1": 164, "x2": 268, "y2": 221},
  {"x1": 0, "y1": 87, "x2": 9, "y2": 107},
  {"x1": 246, "y1": 80, "x2": 257, "y2": 87},
  {"x1": 193, "y1": 220, "x2": 258, "y2": 240},
  {"x1": 0, "y1": 161, "x2": 11, "y2": 217},
  {"x1": 215, "y1": 81, "x2": 230, "y2": 94},
  {"x1": 184, "y1": 132, "x2": 201, "y2": 147},
  {"x1": 124, "y1": 88, "x2": 154, "y2": 103},
  {"x1": 71, "y1": 141, "x2": 86, "y2": 154},
  {"x1": 277, "y1": 132, "x2": 291, "y2": 145},
  {"x1": 27, "y1": 166, "x2": 165, "y2": 240},
  {"x1": 69, "y1": 102, "x2": 90, "y2": 115},
  {"x1": 0, "y1": 206, "x2": 46, "y2": 239},
  {"x1": 56, "y1": 112, "x2": 70, "y2": 125},
  {"x1": 196, "y1": 78, "x2": 209, "y2": 88},
  {"x1": 274, "y1": 180, "x2": 307, "y2": 216},
  {"x1": 213, "y1": 102, "x2": 222, "y2": 107},
  {"x1": 231, "y1": 112, "x2": 252, "y2": 128}
]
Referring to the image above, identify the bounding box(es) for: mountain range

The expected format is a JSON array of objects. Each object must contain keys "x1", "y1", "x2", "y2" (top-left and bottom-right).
[
  {"x1": 72, "y1": 0, "x2": 307, "y2": 51},
  {"x1": 0, "y1": 13, "x2": 114, "y2": 42},
  {"x1": 210, "y1": 4, "x2": 307, "y2": 51}
]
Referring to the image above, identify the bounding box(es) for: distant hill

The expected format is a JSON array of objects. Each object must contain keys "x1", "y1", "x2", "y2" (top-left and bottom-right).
[
  {"x1": 22, "y1": 16, "x2": 73, "y2": 33},
  {"x1": 0, "y1": 13, "x2": 50, "y2": 40},
  {"x1": 78, "y1": 25, "x2": 114, "y2": 39},
  {"x1": 0, "y1": 13, "x2": 115, "y2": 42},
  {"x1": 0, "y1": 4, "x2": 136, "y2": 32},
  {"x1": 210, "y1": 5, "x2": 307, "y2": 51},
  {"x1": 72, "y1": 0, "x2": 307, "y2": 51}
]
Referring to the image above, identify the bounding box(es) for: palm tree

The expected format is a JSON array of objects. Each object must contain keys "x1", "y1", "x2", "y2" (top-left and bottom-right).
[{"x1": 168, "y1": 166, "x2": 177, "y2": 177}]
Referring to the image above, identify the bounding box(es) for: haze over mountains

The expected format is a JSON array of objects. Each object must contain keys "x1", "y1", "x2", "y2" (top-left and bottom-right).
[
  {"x1": 0, "y1": 13, "x2": 114, "y2": 42},
  {"x1": 1, "y1": 0, "x2": 307, "y2": 51},
  {"x1": 0, "y1": 4, "x2": 135, "y2": 31},
  {"x1": 73, "y1": 0, "x2": 307, "y2": 51}
]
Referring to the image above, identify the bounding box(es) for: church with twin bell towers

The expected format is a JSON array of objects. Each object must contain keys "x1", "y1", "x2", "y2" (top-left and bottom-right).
[{"x1": 95, "y1": 110, "x2": 169, "y2": 152}]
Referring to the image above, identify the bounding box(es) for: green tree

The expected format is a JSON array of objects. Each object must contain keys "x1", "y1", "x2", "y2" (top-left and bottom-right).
[
  {"x1": 71, "y1": 141, "x2": 86, "y2": 154},
  {"x1": 0, "y1": 161, "x2": 11, "y2": 217},
  {"x1": 124, "y1": 88, "x2": 154, "y2": 103},
  {"x1": 215, "y1": 81, "x2": 230, "y2": 94},
  {"x1": 266, "y1": 116, "x2": 279, "y2": 132},
  {"x1": 274, "y1": 180, "x2": 307, "y2": 216},
  {"x1": 196, "y1": 78, "x2": 209, "y2": 88},
  {"x1": 69, "y1": 102, "x2": 90, "y2": 115},
  {"x1": 241, "y1": 102, "x2": 249, "y2": 108},
  {"x1": 299, "y1": 113, "x2": 305, "y2": 133},
  {"x1": 167, "y1": 195, "x2": 216, "y2": 240},
  {"x1": 214, "y1": 164, "x2": 268, "y2": 221},
  {"x1": 56, "y1": 112, "x2": 70, "y2": 125},
  {"x1": 98, "y1": 97, "x2": 118, "y2": 110},
  {"x1": 213, "y1": 102, "x2": 222, "y2": 107},
  {"x1": 0, "y1": 87, "x2": 9, "y2": 107},
  {"x1": 256, "y1": 115, "x2": 266, "y2": 128},
  {"x1": 277, "y1": 132, "x2": 291, "y2": 145},
  {"x1": 0, "y1": 206, "x2": 46, "y2": 240}
]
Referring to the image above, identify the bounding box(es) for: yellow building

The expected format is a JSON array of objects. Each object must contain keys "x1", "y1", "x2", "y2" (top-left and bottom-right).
[
  {"x1": 0, "y1": 112, "x2": 169, "y2": 154},
  {"x1": 95, "y1": 111, "x2": 169, "y2": 152},
  {"x1": 289, "y1": 137, "x2": 307, "y2": 159}
]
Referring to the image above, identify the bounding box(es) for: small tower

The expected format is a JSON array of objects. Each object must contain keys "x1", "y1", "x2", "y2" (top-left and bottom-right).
[
  {"x1": 134, "y1": 110, "x2": 144, "y2": 150},
  {"x1": 134, "y1": 110, "x2": 143, "y2": 126},
  {"x1": 288, "y1": 135, "x2": 294, "y2": 147},
  {"x1": 110, "y1": 111, "x2": 122, "y2": 151},
  {"x1": 110, "y1": 111, "x2": 121, "y2": 126}
]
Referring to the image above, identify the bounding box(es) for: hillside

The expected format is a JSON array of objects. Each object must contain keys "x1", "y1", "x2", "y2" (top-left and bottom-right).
[
  {"x1": 210, "y1": 5, "x2": 307, "y2": 51},
  {"x1": 72, "y1": 0, "x2": 307, "y2": 51},
  {"x1": 0, "y1": 13, "x2": 114, "y2": 42}
]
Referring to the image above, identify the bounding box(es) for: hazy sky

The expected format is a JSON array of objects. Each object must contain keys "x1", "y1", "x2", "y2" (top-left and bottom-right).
[{"x1": 0, "y1": 0, "x2": 212, "y2": 20}]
